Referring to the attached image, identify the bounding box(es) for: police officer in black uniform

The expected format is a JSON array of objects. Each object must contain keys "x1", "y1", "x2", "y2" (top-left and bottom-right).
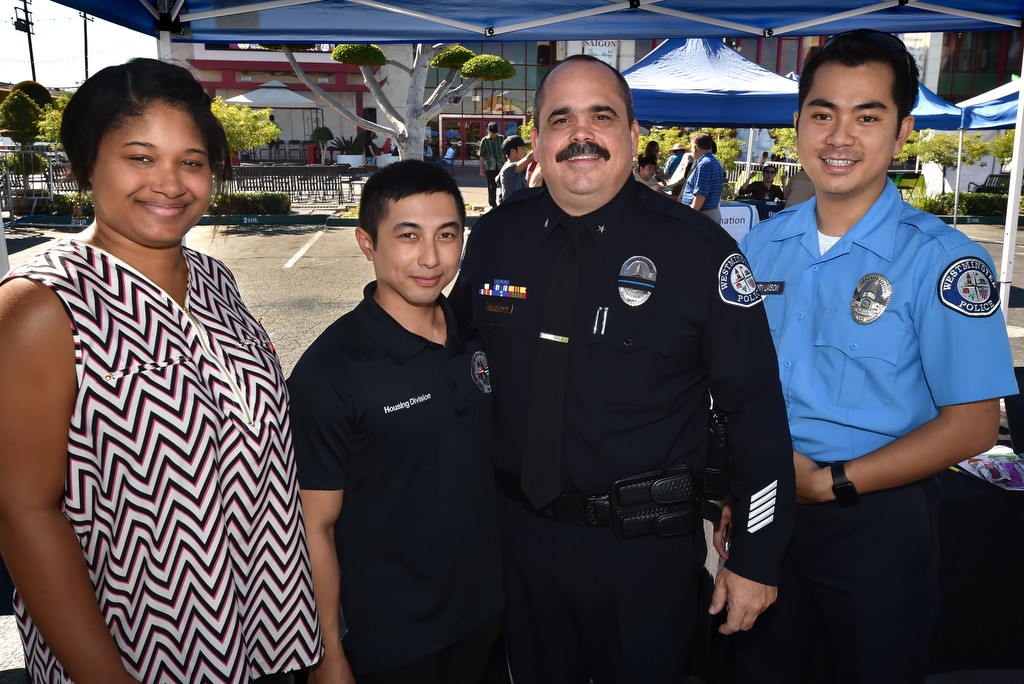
[{"x1": 452, "y1": 55, "x2": 795, "y2": 683}]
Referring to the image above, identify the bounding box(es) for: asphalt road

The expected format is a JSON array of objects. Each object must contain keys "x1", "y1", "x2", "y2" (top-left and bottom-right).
[{"x1": 1, "y1": 215, "x2": 1023, "y2": 679}]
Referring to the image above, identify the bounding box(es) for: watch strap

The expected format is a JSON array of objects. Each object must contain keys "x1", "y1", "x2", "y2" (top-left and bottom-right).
[{"x1": 830, "y1": 461, "x2": 860, "y2": 507}]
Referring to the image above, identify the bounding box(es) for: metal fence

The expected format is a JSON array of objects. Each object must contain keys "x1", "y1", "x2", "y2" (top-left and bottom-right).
[{"x1": 2, "y1": 152, "x2": 371, "y2": 221}]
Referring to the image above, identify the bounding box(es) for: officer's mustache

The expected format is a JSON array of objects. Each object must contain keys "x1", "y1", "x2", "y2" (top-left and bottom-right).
[{"x1": 555, "y1": 141, "x2": 612, "y2": 163}]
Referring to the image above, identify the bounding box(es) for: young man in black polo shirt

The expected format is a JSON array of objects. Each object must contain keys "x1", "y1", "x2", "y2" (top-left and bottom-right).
[{"x1": 289, "y1": 160, "x2": 503, "y2": 684}]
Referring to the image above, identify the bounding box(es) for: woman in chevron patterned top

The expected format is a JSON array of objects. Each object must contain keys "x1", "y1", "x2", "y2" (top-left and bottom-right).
[{"x1": 0, "y1": 59, "x2": 323, "y2": 683}]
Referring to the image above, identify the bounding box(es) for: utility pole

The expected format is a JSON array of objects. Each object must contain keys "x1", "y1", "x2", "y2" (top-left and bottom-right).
[
  {"x1": 80, "y1": 12, "x2": 94, "y2": 80},
  {"x1": 13, "y1": 0, "x2": 36, "y2": 81}
]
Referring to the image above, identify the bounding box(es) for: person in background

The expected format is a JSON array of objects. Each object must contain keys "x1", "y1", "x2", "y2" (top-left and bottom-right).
[
  {"x1": 526, "y1": 160, "x2": 544, "y2": 188},
  {"x1": 637, "y1": 139, "x2": 668, "y2": 184},
  {"x1": 0, "y1": 58, "x2": 322, "y2": 683},
  {"x1": 734, "y1": 29, "x2": 1016, "y2": 684},
  {"x1": 634, "y1": 153, "x2": 664, "y2": 190},
  {"x1": 291, "y1": 160, "x2": 504, "y2": 684},
  {"x1": 478, "y1": 122, "x2": 505, "y2": 209},
  {"x1": 268, "y1": 113, "x2": 283, "y2": 159},
  {"x1": 663, "y1": 142, "x2": 695, "y2": 199},
  {"x1": 783, "y1": 168, "x2": 816, "y2": 206},
  {"x1": 498, "y1": 135, "x2": 532, "y2": 204},
  {"x1": 681, "y1": 132, "x2": 725, "y2": 224},
  {"x1": 738, "y1": 163, "x2": 785, "y2": 201},
  {"x1": 453, "y1": 54, "x2": 793, "y2": 684}
]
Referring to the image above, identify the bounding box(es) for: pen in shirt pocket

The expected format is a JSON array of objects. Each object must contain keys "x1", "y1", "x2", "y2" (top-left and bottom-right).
[{"x1": 592, "y1": 306, "x2": 609, "y2": 335}]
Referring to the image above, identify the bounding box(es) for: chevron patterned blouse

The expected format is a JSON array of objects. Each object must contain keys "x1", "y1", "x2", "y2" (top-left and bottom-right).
[{"x1": 5, "y1": 240, "x2": 322, "y2": 683}]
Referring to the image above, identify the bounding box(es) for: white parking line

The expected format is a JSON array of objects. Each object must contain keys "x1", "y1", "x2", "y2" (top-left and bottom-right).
[
  {"x1": 1007, "y1": 324, "x2": 1024, "y2": 338},
  {"x1": 284, "y1": 230, "x2": 325, "y2": 268}
]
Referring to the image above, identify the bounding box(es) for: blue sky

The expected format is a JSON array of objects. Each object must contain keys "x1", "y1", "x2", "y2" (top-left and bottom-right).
[{"x1": 0, "y1": 0, "x2": 157, "y2": 89}]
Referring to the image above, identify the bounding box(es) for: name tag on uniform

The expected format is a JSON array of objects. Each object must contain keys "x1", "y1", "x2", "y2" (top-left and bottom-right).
[
  {"x1": 757, "y1": 281, "x2": 785, "y2": 295},
  {"x1": 486, "y1": 301, "x2": 514, "y2": 314}
]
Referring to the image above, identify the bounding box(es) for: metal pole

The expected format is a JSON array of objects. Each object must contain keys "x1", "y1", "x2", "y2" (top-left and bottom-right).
[
  {"x1": 80, "y1": 12, "x2": 94, "y2": 80},
  {"x1": 997, "y1": 47, "x2": 1024, "y2": 322},
  {"x1": 13, "y1": 0, "x2": 36, "y2": 81},
  {"x1": 953, "y1": 129, "x2": 963, "y2": 228}
]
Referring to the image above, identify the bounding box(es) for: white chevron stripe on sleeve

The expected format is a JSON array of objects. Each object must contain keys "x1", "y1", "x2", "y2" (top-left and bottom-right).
[{"x1": 747, "y1": 479, "x2": 778, "y2": 533}]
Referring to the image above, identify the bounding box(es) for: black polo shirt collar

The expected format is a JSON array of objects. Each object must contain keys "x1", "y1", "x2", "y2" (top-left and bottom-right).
[
  {"x1": 539, "y1": 176, "x2": 636, "y2": 248},
  {"x1": 356, "y1": 281, "x2": 466, "y2": 364}
]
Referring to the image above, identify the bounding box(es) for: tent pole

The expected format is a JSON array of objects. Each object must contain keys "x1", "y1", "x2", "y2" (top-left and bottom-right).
[
  {"x1": 953, "y1": 129, "x2": 963, "y2": 228},
  {"x1": 746, "y1": 128, "x2": 755, "y2": 183},
  {"x1": 998, "y1": 50, "x2": 1024, "y2": 322}
]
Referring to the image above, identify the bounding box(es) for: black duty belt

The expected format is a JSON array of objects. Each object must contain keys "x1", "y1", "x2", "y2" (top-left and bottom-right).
[{"x1": 495, "y1": 465, "x2": 700, "y2": 540}]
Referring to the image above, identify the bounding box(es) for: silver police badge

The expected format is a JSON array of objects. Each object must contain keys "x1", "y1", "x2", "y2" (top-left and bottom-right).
[
  {"x1": 471, "y1": 350, "x2": 492, "y2": 393},
  {"x1": 850, "y1": 273, "x2": 893, "y2": 324},
  {"x1": 618, "y1": 256, "x2": 657, "y2": 307}
]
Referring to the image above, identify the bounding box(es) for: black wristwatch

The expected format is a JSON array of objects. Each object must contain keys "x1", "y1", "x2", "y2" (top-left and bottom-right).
[{"x1": 830, "y1": 462, "x2": 860, "y2": 508}]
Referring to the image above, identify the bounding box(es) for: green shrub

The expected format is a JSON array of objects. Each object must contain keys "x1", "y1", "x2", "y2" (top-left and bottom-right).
[
  {"x1": 909, "y1": 191, "x2": 1024, "y2": 216},
  {"x1": 907, "y1": 194, "x2": 948, "y2": 215},
  {"x1": 2, "y1": 151, "x2": 48, "y2": 176},
  {"x1": 210, "y1": 192, "x2": 291, "y2": 215},
  {"x1": 51, "y1": 192, "x2": 93, "y2": 217}
]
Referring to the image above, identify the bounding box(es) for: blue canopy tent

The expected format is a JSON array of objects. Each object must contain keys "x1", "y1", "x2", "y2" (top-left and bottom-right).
[
  {"x1": 949, "y1": 80, "x2": 1021, "y2": 242},
  {"x1": 29, "y1": 0, "x2": 1023, "y2": 312},
  {"x1": 623, "y1": 38, "x2": 799, "y2": 127},
  {"x1": 49, "y1": 0, "x2": 1024, "y2": 44},
  {"x1": 912, "y1": 83, "x2": 962, "y2": 131},
  {"x1": 959, "y1": 80, "x2": 1021, "y2": 130}
]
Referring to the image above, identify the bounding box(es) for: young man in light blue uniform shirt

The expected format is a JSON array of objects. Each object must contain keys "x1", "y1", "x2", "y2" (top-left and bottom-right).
[{"x1": 731, "y1": 29, "x2": 1017, "y2": 684}]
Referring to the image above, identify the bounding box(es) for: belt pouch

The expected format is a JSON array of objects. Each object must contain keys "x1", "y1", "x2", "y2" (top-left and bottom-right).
[{"x1": 610, "y1": 464, "x2": 697, "y2": 540}]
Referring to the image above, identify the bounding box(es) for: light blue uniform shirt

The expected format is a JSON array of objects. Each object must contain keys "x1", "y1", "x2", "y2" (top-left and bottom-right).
[{"x1": 740, "y1": 181, "x2": 1016, "y2": 463}]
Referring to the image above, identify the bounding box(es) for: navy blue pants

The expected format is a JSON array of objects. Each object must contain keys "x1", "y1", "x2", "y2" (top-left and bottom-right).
[
  {"x1": 734, "y1": 476, "x2": 941, "y2": 684},
  {"x1": 497, "y1": 494, "x2": 705, "y2": 684}
]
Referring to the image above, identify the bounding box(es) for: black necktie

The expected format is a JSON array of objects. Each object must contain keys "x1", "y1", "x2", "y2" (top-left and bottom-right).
[{"x1": 520, "y1": 217, "x2": 586, "y2": 509}]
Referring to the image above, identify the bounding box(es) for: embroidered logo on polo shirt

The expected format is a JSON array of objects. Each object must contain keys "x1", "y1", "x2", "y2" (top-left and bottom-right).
[
  {"x1": 718, "y1": 253, "x2": 762, "y2": 308},
  {"x1": 383, "y1": 393, "x2": 432, "y2": 415},
  {"x1": 850, "y1": 273, "x2": 892, "y2": 324},
  {"x1": 939, "y1": 258, "x2": 999, "y2": 317},
  {"x1": 479, "y1": 278, "x2": 527, "y2": 299},
  {"x1": 618, "y1": 256, "x2": 657, "y2": 307},
  {"x1": 471, "y1": 350, "x2": 492, "y2": 393}
]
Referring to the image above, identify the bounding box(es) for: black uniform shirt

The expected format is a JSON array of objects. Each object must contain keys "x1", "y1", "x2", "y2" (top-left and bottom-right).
[
  {"x1": 453, "y1": 179, "x2": 795, "y2": 585},
  {"x1": 288, "y1": 283, "x2": 503, "y2": 674}
]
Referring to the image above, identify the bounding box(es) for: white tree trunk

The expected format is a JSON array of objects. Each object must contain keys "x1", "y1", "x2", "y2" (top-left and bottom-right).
[{"x1": 280, "y1": 44, "x2": 480, "y2": 163}]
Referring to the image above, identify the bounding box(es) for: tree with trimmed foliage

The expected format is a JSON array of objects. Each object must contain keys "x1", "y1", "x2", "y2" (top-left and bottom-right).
[
  {"x1": 895, "y1": 129, "x2": 989, "y2": 191},
  {"x1": 273, "y1": 43, "x2": 514, "y2": 161},
  {"x1": 769, "y1": 127, "x2": 799, "y2": 162},
  {"x1": 210, "y1": 97, "x2": 280, "y2": 158},
  {"x1": 0, "y1": 90, "x2": 43, "y2": 148},
  {"x1": 37, "y1": 93, "x2": 71, "y2": 145},
  {"x1": 988, "y1": 130, "x2": 1014, "y2": 169},
  {"x1": 0, "y1": 87, "x2": 49, "y2": 208}
]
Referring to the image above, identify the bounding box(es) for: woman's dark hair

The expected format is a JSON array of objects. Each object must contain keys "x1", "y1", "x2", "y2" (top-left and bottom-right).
[
  {"x1": 61, "y1": 58, "x2": 232, "y2": 194},
  {"x1": 358, "y1": 160, "x2": 465, "y2": 244}
]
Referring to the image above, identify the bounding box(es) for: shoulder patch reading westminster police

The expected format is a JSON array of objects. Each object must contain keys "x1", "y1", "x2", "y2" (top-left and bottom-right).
[
  {"x1": 718, "y1": 253, "x2": 762, "y2": 308},
  {"x1": 938, "y1": 257, "x2": 1000, "y2": 317}
]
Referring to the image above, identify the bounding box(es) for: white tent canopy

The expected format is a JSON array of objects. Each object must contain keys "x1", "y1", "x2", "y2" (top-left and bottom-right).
[{"x1": 225, "y1": 80, "x2": 317, "y2": 109}]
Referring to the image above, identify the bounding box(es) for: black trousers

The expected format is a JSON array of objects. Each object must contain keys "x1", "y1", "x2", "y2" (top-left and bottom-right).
[
  {"x1": 485, "y1": 168, "x2": 500, "y2": 207},
  {"x1": 734, "y1": 476, "x2": 941, "y2": 684},
  {"x1": 357, "y1": 614, "x2": 504, "y2": 684},
  {"x1": 497, "y1": 494, "x2": 705, "y2": 684}
]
